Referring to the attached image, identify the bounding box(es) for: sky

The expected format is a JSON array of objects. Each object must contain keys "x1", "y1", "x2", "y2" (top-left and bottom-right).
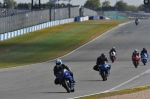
[{"x1": 0, "y1": 0, "x2": 143, "y2": 6}]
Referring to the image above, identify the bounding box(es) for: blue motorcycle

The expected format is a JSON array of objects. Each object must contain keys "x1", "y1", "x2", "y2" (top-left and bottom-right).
[
  {"x1": 99, "y1": 62, "x2": 110, "y2": 81},
  {"x1": 57, "y1": 69, "x2": 75, "y2": 93},
  {"x1": 141, "y1": 53, "x2": 148, "y2": 65}
]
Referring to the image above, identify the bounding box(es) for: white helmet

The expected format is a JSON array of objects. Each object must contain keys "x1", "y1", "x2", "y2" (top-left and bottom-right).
[
  {"x1": 134, "y1": 49, "x2": 138, "y2": 53},
  {"x1": 55, "y1": 59, "x2": 62, "y2": 67},
  {"x1": 112, "y1": 47, "x2": 115, "y2": 49}
]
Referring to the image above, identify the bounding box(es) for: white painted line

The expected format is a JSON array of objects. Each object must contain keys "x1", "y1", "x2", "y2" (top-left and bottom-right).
[
  {"x1": 145, "y1": 69, "x2": 150, "y2": 73},
  {"x1": 68, "y1": 69, "x2": 150, "y2": 99},
  {"x1": 105, "y1": 69, "x2": 149, "y2": 92},
  {"x1": 0, "y1": 21, "x2": 131, "y2": 71},
  {"x1": 50, "y1": 21, "x2": 131, "y2": 61}
]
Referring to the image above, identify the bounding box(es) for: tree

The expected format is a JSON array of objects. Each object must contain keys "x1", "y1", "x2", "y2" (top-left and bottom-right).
[
  {"x1": 3, "y1": 0, "x2": 16, "y2": 8},
  {"x1": 17, "y1": 3, "x2": 30, "y2": 9},
  {"x1": 60, "y1": 3, "x2": 66, "y2": 7},
  {"x1": 67, "y1": 3, "x2": 72, "y2": 7},
  {"x1": 138, "y1": 4, "x2": 144, "y2": 10},
  {"x1": 0, "y1": 2, "x2": 2, "y2": 8},
  {"x1": 84, "y1": 0, "x2": 100, "y2": 10},
  {"x1": 114, "y1": 0, "x2": 128, "y2": 11},
  {"x1": 102, "y1": 0, "x2": 110, "y2": 7},
  {"x1": 45, "y1": 2, "x2": 54, "y2": 8},
  {"x1": 143, "y1": 3, "x2": 150, "y2": 10},
  {"x1": 138, "y1": 3, "x2": 150, "y2": 11},
  {"x1": 127, "y1": 5, "x2": 138, "y2": 10}
]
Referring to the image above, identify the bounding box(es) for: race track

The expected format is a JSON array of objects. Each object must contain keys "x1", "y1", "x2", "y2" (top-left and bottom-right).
[{"x1": 0, "y1": 20, "x2": 150, "y2": 99}]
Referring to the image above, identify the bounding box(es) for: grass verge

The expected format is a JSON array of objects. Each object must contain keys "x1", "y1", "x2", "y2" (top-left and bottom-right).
[
  {"x1": 0, "y1": 20, "x2": 127, "y2": 68},
  {"x1": 75, "y1": 85, "x2": 150, "y2": 99}
]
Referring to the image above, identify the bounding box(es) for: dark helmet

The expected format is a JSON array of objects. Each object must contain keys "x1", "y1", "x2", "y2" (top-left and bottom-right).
[
  {"x1": 55, "y1": 59, "x2": 62, "y2": 67},
  {"x1": 143, "y1": 48, "x2": 146, "y2": 51},
  {"x1": 101, "y1": 53, "x2": 106, "y2": 58},
  {"x1": 112, "y1": 47, "x2": 115, "y2": 50}
]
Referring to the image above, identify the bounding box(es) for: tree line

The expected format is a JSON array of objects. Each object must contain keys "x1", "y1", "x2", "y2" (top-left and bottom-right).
[
  {"x1": 0, "y1": 0, "x2": 73, "y2": 9},
  {"x1": 0, "y1": 0, "x2": 150, "y2": 11},
  {"x1": 84, "y1": 0, "x2": 150, "y2": 11}
]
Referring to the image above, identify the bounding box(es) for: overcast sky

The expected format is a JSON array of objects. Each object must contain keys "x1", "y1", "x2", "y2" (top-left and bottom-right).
[{"x1": 0, "y1": 0, "x2": 143, "y2": 6}]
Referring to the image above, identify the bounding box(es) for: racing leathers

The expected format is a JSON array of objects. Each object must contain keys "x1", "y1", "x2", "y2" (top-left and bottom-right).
[
  {"x1": 141, "y1": 49, "x2": 148, "y2": 58},
  {"x1": 132, "y1": 52, "x2": 140, "y2": 64},
  {"x1": 109, "y1": 48, "x2": 116, "y2": 57},
  {"x1": 93, "y1": 56, "x2": 111, "y2": 71},
  {"x1": 53, "y1": 64, "x2": 75, "y2": 85}
]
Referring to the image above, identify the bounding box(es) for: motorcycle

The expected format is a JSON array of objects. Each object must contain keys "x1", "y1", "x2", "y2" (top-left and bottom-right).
[
  {"x1": 99, "y1": 62, "x2": 110, "y2": 81},
  {"x1": 141, "y1": 53, "x2": 148, "y2": 65},
  {"x1": 132, "y1": 55, "x2": 140, "y2": 68},
  {"x1": 57, "y1": 69, "x2": 75, "y2": 93},
  {"x1": 135, "y1": 20, "x2": 139, "y2": 25},
  {"x1": 110, "y1": 51, "x2": 116, "y2": 63}
]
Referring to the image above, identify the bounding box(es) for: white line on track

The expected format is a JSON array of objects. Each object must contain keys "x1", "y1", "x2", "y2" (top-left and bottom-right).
[
  {"x1": 68, "y1": 69, "x2": 150, "y2": 99},
  {"x1": 53, "y1": 21, "x2": 132, "y2": 60},
  {"x1": 0, "y1": 21, "x2": 132, "y2": 72}
]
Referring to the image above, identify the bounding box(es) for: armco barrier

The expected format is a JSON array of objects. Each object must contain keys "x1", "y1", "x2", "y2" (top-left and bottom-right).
[
  {"x1": 0, "y1": 18, "x2": 74, "y2": 41},
  {"x1": 83, "y1": 16, "x2": 89, "y2": 21},
  {"x1": 75, "y1": 16, "x2": 89, "y2": 22},
  {"x1": 89, "y1": 16, "x2": 100, "y2": 20}
]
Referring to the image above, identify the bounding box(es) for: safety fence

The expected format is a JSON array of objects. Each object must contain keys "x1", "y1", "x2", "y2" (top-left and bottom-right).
[
  {"x1": 0, "y1": 16, "x2": 92, "y2": 41},
  {"x1": 0, "y1": 6, "x2": 98, "y2": 41},
  {"x1": 0, "y1": 6, "x2": 97, "y2": 35},
  {"x1": 0, "y1": 10, "x2": 50, "y2": 34},
  {"x1": 0, "y1": 18, "x2": 74, "y2": 41}
]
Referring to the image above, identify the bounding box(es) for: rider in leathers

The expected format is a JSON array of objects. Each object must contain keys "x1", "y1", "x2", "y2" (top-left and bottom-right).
[
  {"x1": 132, "y1": 49, "x2": 140, "y2": 65},
  {"x1": 140, "y1": 48, "x2": 149, "y2": 58},
  {"x1": 93, "y1": 53, "x2": 111, "y2": 72},
  {"x1": 135, "y1": 18, "x2": 138, "y2": 24},
  {"x1": 109, "y1": 47, "x2": 116, "y2": 57},
  {"x1": 53, "y1": 59, "x2": 75, "y2": 85}
]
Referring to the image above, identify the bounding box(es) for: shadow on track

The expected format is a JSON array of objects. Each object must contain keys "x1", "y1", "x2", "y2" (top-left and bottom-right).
[
  {"x1": 40, "y1": 92, "x2": 67, "y2": 94},
  {"x1": 81, "y1": 80, "x2": 103, "y2": 82}
]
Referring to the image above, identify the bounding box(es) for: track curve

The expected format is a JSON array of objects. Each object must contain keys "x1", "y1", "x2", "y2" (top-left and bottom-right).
[{"x1": 0, "y1": 20, "x2": 150, "y2": 99}]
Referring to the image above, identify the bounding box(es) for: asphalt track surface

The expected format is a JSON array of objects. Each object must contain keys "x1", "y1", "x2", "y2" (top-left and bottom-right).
[{"x1": 1, "y1": 20, "x2": 150, "y2": 99}]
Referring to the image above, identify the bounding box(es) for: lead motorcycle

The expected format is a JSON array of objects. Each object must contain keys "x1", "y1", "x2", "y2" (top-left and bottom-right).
[
  {"x1": 57, "y1": 69, "x2": 75, "y2": 93},
  {"x1": 141, "y1": 53, "x2": 148, "y2": 65},
  {"x1": 132, "y1": 55, "x2": 140, "y2": 68},
  {"x1": 99, "y1": 62, "x2": 110, "y2": 81},
  {"x1": 110, "y1": 51, "x2": 116, "y2": 63},
  {"x1": 135, "y1": 20, "x2": 139, "y2": 25}
]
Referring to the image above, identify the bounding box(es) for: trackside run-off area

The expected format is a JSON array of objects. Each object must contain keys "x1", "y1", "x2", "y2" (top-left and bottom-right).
[
  {"x1": 0, "y1": 20, "x2": 127, "y2": 68},
  {"x1": 74, "y1": 85, "x2": 150, "y2": 99}
]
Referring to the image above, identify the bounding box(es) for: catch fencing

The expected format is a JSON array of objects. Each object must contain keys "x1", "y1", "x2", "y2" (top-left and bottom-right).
[{"x1": 0, "y1": 6, "x2": 97, "y2": 34}]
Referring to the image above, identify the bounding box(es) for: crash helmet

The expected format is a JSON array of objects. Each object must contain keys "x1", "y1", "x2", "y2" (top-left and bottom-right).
[
  {"x1": 101, "y1": 53, "x2": 106, "y2": 58},
  {"x1": 112, "y1": 47, "x2": 115, "y2": 50},
  {"x1": 143, "y1": 48, "x2": 146, "y2": 51},
  {"x1": 55, "y1": 59, "x2": 62, "y2": 67},
  {"x1": 134, "y1": 49, "x2": 138, "y2": 53}
]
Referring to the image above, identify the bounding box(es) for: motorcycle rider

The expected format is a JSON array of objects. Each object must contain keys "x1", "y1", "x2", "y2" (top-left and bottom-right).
[
  {"x1": 140, "y1": 48, "x2": 149, "y2": 58},
  {"x1": 135, "y1": 18, "x2": 139, "y2": 25},
  {"x1": 93, "y1": 53, "x2": 111, "y2": 73},
  {"x1": 53, "y1": 59, "x2": 75, "y2": 85},
  {"x1": 109, "y1": 47, "x2": 116, "y2": 57},
  {"x1": 132, "y1": 49, "x2": 140, "y2": 64}
]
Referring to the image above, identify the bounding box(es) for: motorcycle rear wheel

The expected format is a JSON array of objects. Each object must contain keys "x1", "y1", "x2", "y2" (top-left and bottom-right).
[
  {"x1": 64, "y1": 80, "x2": 71, "y2": 93},
  {"x1": 100, "y1": 70, "x2": 107, "y2": 81}
]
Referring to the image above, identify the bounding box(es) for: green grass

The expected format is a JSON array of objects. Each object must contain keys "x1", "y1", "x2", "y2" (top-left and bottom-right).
[
  {"x1": 76, "y1": 85, "x2": 150, "y2": 99},
  {"x1": 0, "y1": 20, "x2": 127, "y2": 68}
]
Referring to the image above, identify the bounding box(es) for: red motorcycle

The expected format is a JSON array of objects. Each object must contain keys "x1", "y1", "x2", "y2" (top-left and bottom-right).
[
  {"x1": 132, "y1": 55, "x2": 140, "y2": 68},
  {"x1": 110, "y1": 51, "x2": 116, "y2": 63}
]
